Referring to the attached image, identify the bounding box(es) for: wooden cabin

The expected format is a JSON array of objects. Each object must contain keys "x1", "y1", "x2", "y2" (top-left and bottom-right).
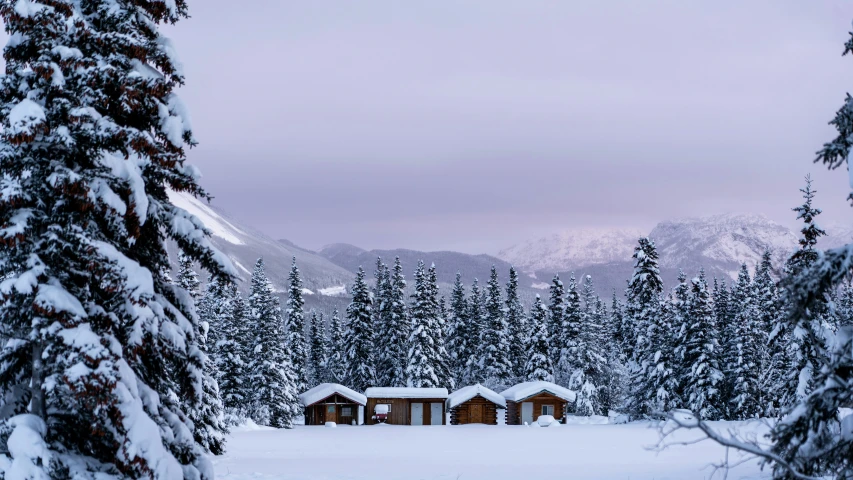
[
  {"x1": 299, "y1": 383, "x2": 367, "y2": 426},
  {"x1": 446, "y1": 384, "x2": 506, "y2": 425},
  {"x1": 500, "y1": 381, "x2": 576, "y2": 425},
  {"x1": 364, "y1": 387, "x2": 449, "y2": 425}
]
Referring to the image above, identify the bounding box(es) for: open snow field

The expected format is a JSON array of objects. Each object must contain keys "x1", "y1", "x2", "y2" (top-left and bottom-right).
[{"x1": 213, "y1": 421, "x2": 770, "y2": 480}]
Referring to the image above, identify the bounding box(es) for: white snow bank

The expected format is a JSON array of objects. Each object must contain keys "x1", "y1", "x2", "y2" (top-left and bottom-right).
[
  {"x1": 319, "y1": 285, "x2": 347, "y2": 296},
  {"x1": 365, "y1": 387, "x2": 448, "y2": 399},
  {"x1": 500, "y1": 381, "x2": 576, "y2": 403},
  {"x1": 325, "y1": 422, "x2": 337, "y2": 428},
  {"x1": 300, "y1": 383, "x2": 367, "y2": 406},
  {"x1": 447, "y1": 384, "x2": 506, "y2": 409},
  {"x1": 302, "y1": 288, "x2": 315, "y2": 296},
  {"x1": 167, "y1": 190, "x2": 246, "y2": 245},
  {"x1": 216, "y1": 421, "x2": 769, "y2": 480},
  {"x1": 564, "y1": 415, "x2": 610, "y2": 425},
  {"x1": 536, "y1": 415, "x2": 560, "y2": 427}
]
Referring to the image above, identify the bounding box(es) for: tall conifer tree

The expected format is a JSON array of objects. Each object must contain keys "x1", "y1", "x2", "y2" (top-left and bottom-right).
[
  {"x1": 344, "y1": 268, "x2": 376, "y2": 391},
  {"x1": 525, "y1": 295, "x2": 554, "y2": 382},
  {"x1": 505, "y1": 266, "x2": 528, "y2": 377},
  {"x1": 480, "y1": 266, "x2": 513, "y2": 388},
  {"x1": 285, "y1": 257, "x2": 309, "y2": 393},
  {"x1": 0, "y1": 0, "x2": 232, "y2": 474},
  {"x1": 407, "y1": 261, "x2": 441, "y2": 388}
]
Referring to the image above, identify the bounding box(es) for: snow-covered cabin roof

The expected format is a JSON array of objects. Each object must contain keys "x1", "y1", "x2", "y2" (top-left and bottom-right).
[
  {"x1": 299, "y1": 383, "x2": 367, "y2": 406},
  {"x1": 500, "y1": 381, "x2": 576, "y2": 403},
  {"x1": 446, "y1": 384, "x2": 506, "y2": 409},
  {"x1": 364, "y1": 387, "x2": 449, "y2": 399}
]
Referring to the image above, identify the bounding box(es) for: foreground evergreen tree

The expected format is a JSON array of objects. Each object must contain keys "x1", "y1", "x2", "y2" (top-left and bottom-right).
[
  {"x1": 246, "y1": 259, "x2": 300, "y2": 428},
  {"x1": 0, "y1": 0, "x2": 233, "y2": 475},
  {"x1": 676, "y1": 271, "x2": 723, "y2": 420},
  {"x1": 781, "y1": 176, "x2": 829, "y2": 407},
  {"x1": 407, "y1": 261, "x2": 441, "y2": 387},
  {"x1": 525, "y1": 295, "x2": 554, "y2": 382},
  {"x1": 344, "y1": 268, "x2": 376, "y2": 391},
  {"x1": 480, "y1": 266, "x2": 513, "y2": 388},
  {"x1": 446, "y1": 273, "x2": 470, "y2": 385},
  {"x1": 326, "y1": 309, "x2": 346, "y2": 384},
  {"x1": 285, "y1": 257, "x2": 309, "y2": 393},
  {"x1": 505, "y1": 266, "x2": 528, "y2": 377},
  {"x1": 309, "y1": 311, "x2": 328, "y2": 386}
]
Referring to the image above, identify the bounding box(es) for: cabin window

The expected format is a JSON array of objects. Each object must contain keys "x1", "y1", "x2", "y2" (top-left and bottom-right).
[
  {"x1": 541, "y1": 405, "x2": 554, "y2": 416},
  {"x1": 341, "y1": 406, "x2": 353, "y2": 416},
  {"x1": 327, "y1": 405, "x2": 336, "y2": 413},
  {"x1": 382, "y1": 404, "x2": 391, "y2": 412}
]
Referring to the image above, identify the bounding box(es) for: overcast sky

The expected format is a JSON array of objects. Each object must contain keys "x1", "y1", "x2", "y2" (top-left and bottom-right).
[{"x1": 20, "y1": 2, "x2": 853, "y2": 253}]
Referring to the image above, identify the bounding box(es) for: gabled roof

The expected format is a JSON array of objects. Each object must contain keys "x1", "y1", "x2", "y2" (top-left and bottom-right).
[
  {"x1": 365, "y1": 387, "x2": 449, "y2": 399},
  {"x1": 499, "y1": 381, "x2": 576, "y2": 403},
  {"x1": 299, "y1": 383, "x2": 367, "y2": 406},
  {"x1": 446, "y1": 384, "x2": 506, "y2": 409}
]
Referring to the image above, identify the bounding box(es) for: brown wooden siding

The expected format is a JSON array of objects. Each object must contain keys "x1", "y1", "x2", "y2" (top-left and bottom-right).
[
  {"x1": 505, "y1": 392, "x2": 568, "y2": 425},
  {"x1": 303, "y1": 393, "x2": 363, "y2": 426},
  {"x1": 365, "y1": 398, "x2": 446, "y2": 425},
  {"x1": 448, "y1": 395, "x2": 505, "y2": 425}
]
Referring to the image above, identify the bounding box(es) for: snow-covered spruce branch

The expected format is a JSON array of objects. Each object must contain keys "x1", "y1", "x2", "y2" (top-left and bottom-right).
[{"x1": 655, "y1": 412, "x2": 822, "y2": 480}]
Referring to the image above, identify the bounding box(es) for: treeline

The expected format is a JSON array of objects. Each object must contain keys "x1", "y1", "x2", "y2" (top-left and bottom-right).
[{"x1": 188, "y1": 176, "x2": 852, "y2": 437}]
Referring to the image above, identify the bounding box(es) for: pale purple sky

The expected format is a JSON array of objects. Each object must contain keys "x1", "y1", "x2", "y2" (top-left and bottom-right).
[{"x1": 15, "y1": 2, "x2": 853, "y2": 253}]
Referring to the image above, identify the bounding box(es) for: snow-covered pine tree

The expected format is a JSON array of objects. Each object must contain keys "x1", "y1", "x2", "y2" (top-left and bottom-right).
[
  {"x1": 626, "y1": 238, "x2": 665, "y2": 364},
  {"x1": 309, "y1": 311, "x2": 328, "y2": 387},
  {"x1": 246, "y1": 258, "x2": 300, "y2": 428},
  {"x1": 326, "y1": 309, "x2": 346, "y2": 384},
  {"x1": 480, "y1": 266, "x2": 514, "y2": 389},
  {"x1": 548, "y1": 274, "x2": 566, "y2": 365},
  {"x1": 407, "y1": 261, "x2": 440, "y2": 388},
  {"x1": 569, "y1": 276, "x2": 609, "y2": 416},
  {"x1": 178, "y1": 252, "x2": 201, "y2": 302},
  {"x1": 214, "y1": 281, "x2": 248, "y2": 418},
  {"x1": 463, "y1": 279, "x2": 485, "y2": 384},
  {"x1": 631, "y1": 293, "x2": 680, "y2": 418},
  {"x1": 525, "y1": 295, "x2": 554, "y2": 382},
  {"x1": 556, "y1": 274, "x2": 582, "y2": 387},
  {"x1": 505, "y1": 266, "x2": 528, "y2": 377},
  {"x1": 0, "y1": 0, "x2": 233, "y2": 474},
  {"x1": 780, "y1": 176, "x2": 829, "y2": 407},
  {"x1": 344, "y1": 267, "x2": 376, "y2": 391},
  {"x1": 285, "y1": 257, "x2": 309, "y2": 393},
  {"x1": 610, "y1": 290, "x2": 627, "y2": 356},
  {"x1": 378, "y1": 257, "x2": 409, "y2": 387},
  {"x1": 373, "y1": 258, "x2": 396, "y2": 386},
  {"x1": 726, "y1": 263, "x2": 763, "y2": 420},
  {"x1": 754, "y1": 250, "x2": 785, "y2": 416},
  {"x1": 431, "y1": 267, "x2": 454, "y2": 391},
  {"x1": 186, "y1": 273, "x2": 227, "y2": 455},
  {"x1": 676, "y1": 270, "x2": 723, "y2": 420},
  {"x1": 446, "y1": 272, "x2": 470, "y2": 386}
]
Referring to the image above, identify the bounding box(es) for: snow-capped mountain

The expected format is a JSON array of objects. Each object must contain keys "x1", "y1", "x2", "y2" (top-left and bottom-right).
[
  {"x1": 167, "y1": 191, "x2": 354, "y2": 310},
  {"x1": 650, "y1": 213, "x2": 799, "y2": 279},
  {"x1": 497, "y1": 227, "x2": 644, "y2": 273},
  {"x1": 497, "y1": 213, "x2": 851, "y2": 294}
]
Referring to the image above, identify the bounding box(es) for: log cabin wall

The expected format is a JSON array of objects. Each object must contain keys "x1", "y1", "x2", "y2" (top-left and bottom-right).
[
  {"x1": 303, "y1": 393, "x2": 363, "y2": 425},
  {"x1": 506, "y1": 392, "x2": 568, "y2": 425},
  {"x1": 448, "y1": 395, "x2": 504, "y2": 425}
]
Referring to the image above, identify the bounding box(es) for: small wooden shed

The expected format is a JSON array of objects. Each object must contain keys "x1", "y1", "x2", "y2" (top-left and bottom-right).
[
  {"x1": 299, "y1": 383, "x2": 367, "y2": 426},
  {"x1": 446, "y1": 384, "x2": 506, "y2": 425},
  {"x1": 364, "y1": 387, "x2": 449, "y2": 425},
  {"x1": 500, "y1": 381, "x2": 576, "y2": 425}
]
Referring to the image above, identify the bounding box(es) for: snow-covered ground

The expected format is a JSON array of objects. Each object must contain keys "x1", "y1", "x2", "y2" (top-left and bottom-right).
[{"x1": 213, "y1": 421, "x2": 769, "y2": 480}]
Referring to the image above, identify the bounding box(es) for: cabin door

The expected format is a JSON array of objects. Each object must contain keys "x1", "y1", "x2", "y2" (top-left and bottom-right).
[
  {"x1": 411, "y1": 403, "x2": 424, "y2": 425},
  {"x1": 470, "y1": 404, "x2": 483, "y2": 423},
  {"x1": 521, "y1": 402, "x2": 534, "y2": 424},
  {"x1": 430, "y1": 403, "x2": 443, "y2": 425},
  {"x1": 326, "y1": 405, "x2": 337, "y2": 424}
]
